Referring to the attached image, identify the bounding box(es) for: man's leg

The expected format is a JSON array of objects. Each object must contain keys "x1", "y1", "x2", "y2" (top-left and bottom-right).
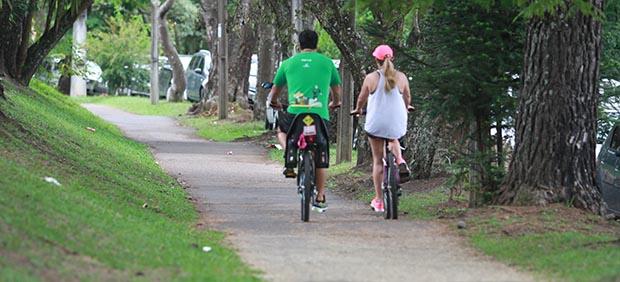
[
  {"x1": 276, "y1": 127, "x2": 287, "y2": 150},
  {"x1": 316, "y1": 168, "x2": 327, "y2": 201}
]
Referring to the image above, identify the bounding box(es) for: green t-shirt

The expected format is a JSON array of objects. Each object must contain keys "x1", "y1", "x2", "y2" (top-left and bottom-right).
[{"x1": 273, "y1": 52, "x2": 341, "y2": 120}]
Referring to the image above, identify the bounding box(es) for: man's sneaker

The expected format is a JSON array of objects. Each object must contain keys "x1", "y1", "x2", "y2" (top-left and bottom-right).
[
  {"x1": 398, "y1": 163, "x2": 411, "y2": 183},
  {"x1": 312, "y1": 196, "x2": 328, "y2": 213},
  {"x1": 370, "y1": 197, "x2": 384, "y2": 212},
  {"x1": 283, "y1": 167, "x2": 296, "y2": 178}
]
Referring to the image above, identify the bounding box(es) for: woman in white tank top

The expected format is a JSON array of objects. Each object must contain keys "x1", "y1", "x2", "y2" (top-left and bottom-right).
[{"x1": 351, "y1": 45, "x2": 414, "y2": 213}]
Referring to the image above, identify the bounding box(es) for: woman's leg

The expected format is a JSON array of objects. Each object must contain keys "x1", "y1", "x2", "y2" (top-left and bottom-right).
[
  {"x1": 369, "y1": 136, "x2": 385, "y2": 200},
  {"x1": 388, "y1": 139, "x2": 406, "y2": 164}
]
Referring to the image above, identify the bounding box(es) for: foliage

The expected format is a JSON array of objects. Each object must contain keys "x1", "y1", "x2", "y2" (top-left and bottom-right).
[
  {"x1": 597, "y1": 0, "x2": 620, "y2": 142},
  {"x1": 315, "y1": 23, "x2": 341, "y2": 59},
  {"x1": 405, "y1": 1, "x2": 522, "y2": 196},
  {"x1": 0, "y1": 80, "x2": 258, "y2": 280},
  {"x1": 87, "y1": 14, "x2": 150, "y2": 93},
  {"x1": 168, "y1": 0, "x2": 204, "y2": 54}
]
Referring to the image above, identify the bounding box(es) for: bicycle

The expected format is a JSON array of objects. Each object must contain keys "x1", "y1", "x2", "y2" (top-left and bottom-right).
[
  {"x1": 287, "y1": 113, "x2": 327, "y2": 222},
  {"x1": 262, "y1": 81, "x2": 336, "y2": 222},
  {"x1": 351, "y1": 108, "x2": 412, "y2": 220}
]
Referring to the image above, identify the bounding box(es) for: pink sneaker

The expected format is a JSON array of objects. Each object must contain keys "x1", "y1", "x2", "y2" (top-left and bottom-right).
[{"x1": 370, "y1": 198, "x2": 384, "y2": 212}]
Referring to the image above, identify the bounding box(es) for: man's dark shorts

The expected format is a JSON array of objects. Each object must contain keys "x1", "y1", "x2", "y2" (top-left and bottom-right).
[{"x1": 277, "y1": 110, "x2": 330, "y2": 169}]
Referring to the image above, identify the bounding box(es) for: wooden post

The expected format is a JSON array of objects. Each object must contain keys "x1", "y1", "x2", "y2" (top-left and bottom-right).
[
  {"x1": 336, "y1": 62, "x2": 354, "y2": 163},
  {"x1": 336, "y1": 1, "x2": 355, "y2": 164},
  {"x1": 150, "y1": 1, "x2": 159, "y2": 105},
  {"x1": 218, "y1": 0, "x2": 228, "y2": 120}
]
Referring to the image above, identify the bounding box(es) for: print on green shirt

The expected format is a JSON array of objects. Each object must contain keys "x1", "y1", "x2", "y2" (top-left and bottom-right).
[{"x1": 273, "y1": 52, "x2": 341, "y2": 120}]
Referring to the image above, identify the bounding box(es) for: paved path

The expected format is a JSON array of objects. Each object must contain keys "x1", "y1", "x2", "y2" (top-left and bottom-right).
[{"x1": 84, "y1": 104, "x2": 532, "y2": 282}]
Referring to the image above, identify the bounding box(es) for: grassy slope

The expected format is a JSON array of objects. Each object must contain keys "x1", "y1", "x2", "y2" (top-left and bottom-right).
[{"x1": 0, "y1": 81, "x2": 258, "y2": 281}]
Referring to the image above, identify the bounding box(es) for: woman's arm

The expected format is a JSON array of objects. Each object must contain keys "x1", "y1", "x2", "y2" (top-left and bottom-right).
[
  {"x1": 351, "y1": 75, "x2": 372, "y2": 114},
  {"x1": 401, "y1": 73, "x2": 413, "y2": 110}
]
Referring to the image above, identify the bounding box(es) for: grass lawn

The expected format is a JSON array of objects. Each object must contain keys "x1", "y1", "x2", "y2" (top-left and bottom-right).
[
  {"x1": 74, "y1": 95, "x2": 191, "y2": 116},
  {"x1": 0, "y1": 81, "x2": 259, "y2": 281},
  {"x1": 180, "y1": 116, "x2": 265, "y2": 142},
  {"x1": 76, "y1": 96, "x2": 267, "y2": 142}
]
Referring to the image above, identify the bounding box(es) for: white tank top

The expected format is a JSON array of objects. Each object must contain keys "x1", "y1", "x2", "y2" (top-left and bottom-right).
[{"x1": 364, "y1": 71, "x2": 407, "y2": 139}]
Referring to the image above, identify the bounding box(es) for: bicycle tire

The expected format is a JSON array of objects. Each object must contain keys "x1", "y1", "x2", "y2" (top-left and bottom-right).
[
  {"x1": 386, "y1": 152, "x2": 399, "y2": 219},
  {"x1": 300, "y1": 150, "x2": 313, "y2": 222}
]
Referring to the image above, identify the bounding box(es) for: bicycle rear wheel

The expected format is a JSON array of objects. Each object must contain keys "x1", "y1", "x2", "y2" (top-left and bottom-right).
[
  {"x1": 385, "y1": 152, "x2": 398, "y2": 219},
  {"x1": 300, "y1": 151, "x2": 314, "y2": 222}
]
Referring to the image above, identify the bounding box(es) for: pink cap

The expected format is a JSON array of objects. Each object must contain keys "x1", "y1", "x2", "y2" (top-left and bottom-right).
[{"x1": 372, "y1": 45, "x2": 393, "y2": 60}]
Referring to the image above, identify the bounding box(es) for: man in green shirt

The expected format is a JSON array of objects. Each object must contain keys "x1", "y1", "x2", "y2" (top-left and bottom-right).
[{"x1": 269, "y1": 30, "x2": 342, "y2": 212}]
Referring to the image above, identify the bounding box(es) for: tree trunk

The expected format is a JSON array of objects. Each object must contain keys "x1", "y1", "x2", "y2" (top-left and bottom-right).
[
  {"x1": 305, "y1": 0, "x2": 375, "y2": 167},
  {"x1": 226, "y1": 0, "x2": 256, "y2": 109},
  {"x1": 254, "y1": 2, "x2": 276, "y2": 121},
  {"x1": 0, "y1": 0, "x2": 93, "y2": 85},
  {"x1": 150, "y1": 1, "x2": 160, "y2": 105},
  {"x1": 403, "y1": 113, "x2": 438, "y2": 179},
  {"x1": 189, "y1": 0, "x2": 219, "y2": 114},
  {"x1": 497, "y1": 0, "x2": 605, "y2": 214},
  {"x1": 158, "y1": 0, "x2": 186, "y2": 102}
]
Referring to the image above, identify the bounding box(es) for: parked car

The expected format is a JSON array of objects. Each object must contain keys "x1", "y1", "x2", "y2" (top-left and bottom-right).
[
  {"x1": 596, "y1": 124, "x2": 620, "y2": 215},
  {"x1": 185, "y1": 50, "x2": 212, "y2": 102},
  {"x1": 37, "y1": 55, "x2": 108, "y2": 95}
]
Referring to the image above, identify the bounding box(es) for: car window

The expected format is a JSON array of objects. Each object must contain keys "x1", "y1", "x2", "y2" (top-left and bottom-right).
[
  {"x1": 197, "y1": 57, "x2": 205, "y2": 71},
  {"x1": 188, "y1": 56, "x2": 199, "y2": 71},
  {"x1": 610, "y1": 127, "x2": 620, "y2": 151}
]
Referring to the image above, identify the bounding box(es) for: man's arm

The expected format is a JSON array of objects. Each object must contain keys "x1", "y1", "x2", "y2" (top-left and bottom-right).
[
  {"x1": 269, "y1": 85, "x2": 284, "y2": 108},
  {"x1": 329, "y1": 85, "x2": 342, "y2": 108}
]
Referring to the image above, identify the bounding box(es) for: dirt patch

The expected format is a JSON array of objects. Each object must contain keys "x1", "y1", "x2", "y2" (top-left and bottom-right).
[
  {"x1": 234, "y1": 130, "x2": 273, "y2": 144},
  {"x1": 329, "y1": 169, "x2": 448, "y2": 199}
]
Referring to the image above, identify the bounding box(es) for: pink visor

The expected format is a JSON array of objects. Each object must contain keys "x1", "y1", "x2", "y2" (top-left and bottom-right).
[{"x1": 372, "y1": 45, "x2": 393, "y2": 60}]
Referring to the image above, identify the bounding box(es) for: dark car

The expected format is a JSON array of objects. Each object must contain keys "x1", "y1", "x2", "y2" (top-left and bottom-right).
[
  {"x1": 596, "y1": 124, "x2": 620, "y2": 215},
  {"x1": 185, "y1": 50, "x2": 212, "y2": 102}
]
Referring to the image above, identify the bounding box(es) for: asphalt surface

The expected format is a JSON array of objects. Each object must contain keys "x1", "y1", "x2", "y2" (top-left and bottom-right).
[{"x1": 84, "y1": 104, "x2": 532, "y2": 282}]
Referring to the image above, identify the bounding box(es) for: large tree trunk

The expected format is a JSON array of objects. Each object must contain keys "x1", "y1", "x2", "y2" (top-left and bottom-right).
[
  {"x1": 497, "y1": 0, "x2": 605, "y2": 214},
  {"x1": 226, "y1": 0, "x2": 256, "y2": 109},
  {"x1": 158, "y1": 0, "x2": 186, "y2": 102},
  {"x1": 254, "y1": 1, "x2": 276, "y2": 121},
  {"x1": 0, "y1": 0, "x2": 93, "y2": 85},
  {"x1": 189, "y1": 0, "x2": 219, "y2": 114},
  {"x1": 305, "y1": 0, "x2": 375, "y2": 167}
]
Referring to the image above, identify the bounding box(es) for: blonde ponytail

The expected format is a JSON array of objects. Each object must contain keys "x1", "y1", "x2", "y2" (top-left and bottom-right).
[{"x1": 382, "y1": 58, "x2": 397, "y2": 92}]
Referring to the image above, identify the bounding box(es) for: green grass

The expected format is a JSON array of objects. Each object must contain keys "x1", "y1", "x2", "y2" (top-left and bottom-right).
[
  {"x1": 75, "y1": 96, "x2": 191, "y2": 116},
  {"x1": 471, "y1": 229, "x2": 620, "y2": 281},
  {"x1": 0, "y1": 81, "x2": 258, "y2": 281},
  {"x1": 179, "y1": 117, "x2": 265, "y2": 142},
  {"x1": 76, "y1": 96, "x2": 266, "y2": 142}
]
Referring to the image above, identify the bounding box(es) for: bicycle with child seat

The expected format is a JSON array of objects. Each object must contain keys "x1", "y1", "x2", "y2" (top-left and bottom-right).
[
  {"x1": 351, "y1": 108, "x2": 413, "y2": 220},
  {"x1": 262, "y1": 81, "x2": 337, "y2": 222}
]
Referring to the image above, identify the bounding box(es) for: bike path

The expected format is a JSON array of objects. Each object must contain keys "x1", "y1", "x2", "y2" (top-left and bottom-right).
[{"x1": 84, "y1": 104, "x2": 532, "y2": 282}]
